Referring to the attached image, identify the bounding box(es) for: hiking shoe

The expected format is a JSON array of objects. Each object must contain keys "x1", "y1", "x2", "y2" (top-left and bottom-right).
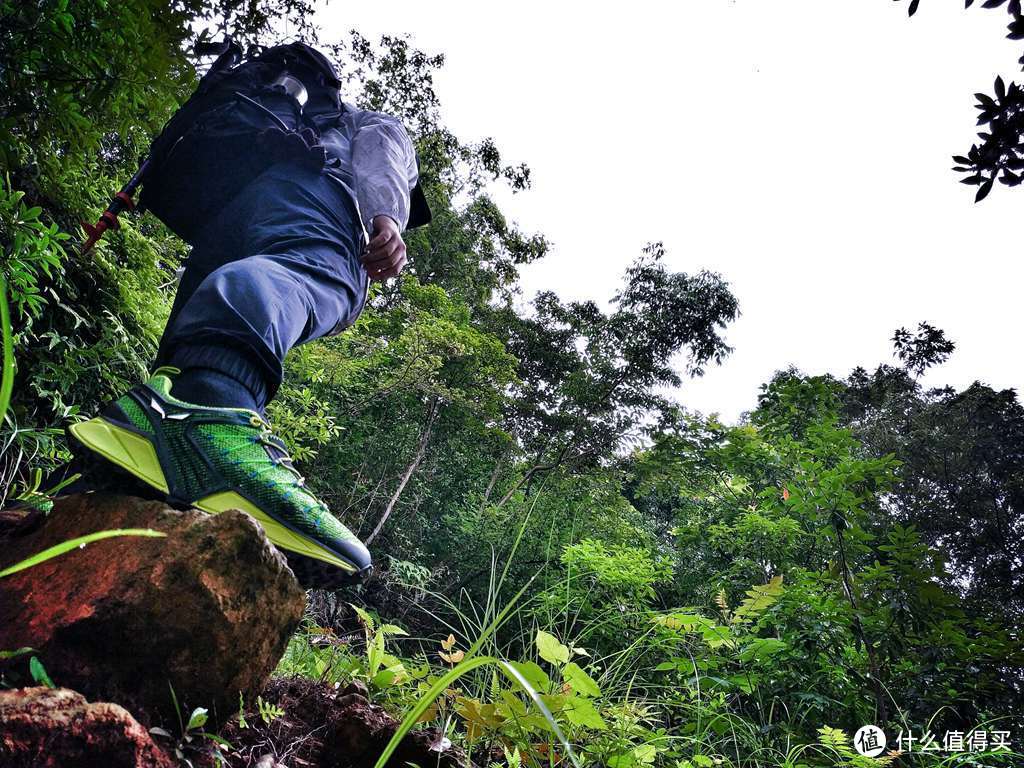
[{"x1": 66, "y1": 368, "x2": 371, "y2": 587}]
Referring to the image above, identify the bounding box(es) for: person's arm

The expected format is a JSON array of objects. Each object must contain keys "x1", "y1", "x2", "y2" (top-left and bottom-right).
[{"x1": 350, "y1": 111, "x2": 418, "y2": 280}]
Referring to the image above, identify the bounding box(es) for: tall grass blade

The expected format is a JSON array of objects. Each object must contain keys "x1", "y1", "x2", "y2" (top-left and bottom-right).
[
  {"x1": 0, "y1": 528, "x2": 167, "y2": 578},
  {"x1": 372, "y1": 655, "x2": 580, "y2": 768},
  {"x1": 464, "y1": 486, "x2": 547, "y2": 661},
  {"x1": 0, "y1": 275, "x2": 12, "y2": 424},
  {"x1": 464, "y1": 575, "x2": 534, "y2": 660}
]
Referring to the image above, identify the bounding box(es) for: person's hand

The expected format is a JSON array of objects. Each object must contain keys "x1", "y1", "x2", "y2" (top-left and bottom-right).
[{"x1": 362, "y1": 215, "x2": 407, "y2": 281}]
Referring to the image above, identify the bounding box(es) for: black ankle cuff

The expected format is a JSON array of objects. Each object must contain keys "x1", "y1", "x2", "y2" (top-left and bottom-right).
[{"x1": 165, "y1": 344, "x2": 270, "y2": 412}]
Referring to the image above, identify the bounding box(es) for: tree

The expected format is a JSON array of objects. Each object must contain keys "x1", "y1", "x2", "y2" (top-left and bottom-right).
[
  {"x1": 486, "y1": 243, "x2": 738, "y2": 510},
  {"x1": 845, "y1": 370, "x2": 1024, "y2": 624},
  {"x1": 891, "y1": 321, "x2": 955, "y2": 376},
  {"x1": 633, "y1": 371, "x2": 1024, "y2": 733}
]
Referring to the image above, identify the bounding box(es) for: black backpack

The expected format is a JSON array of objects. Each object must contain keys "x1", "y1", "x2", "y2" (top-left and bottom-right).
[{"x1": 136, "y1": 42, "x2": 429, "y2": 244}]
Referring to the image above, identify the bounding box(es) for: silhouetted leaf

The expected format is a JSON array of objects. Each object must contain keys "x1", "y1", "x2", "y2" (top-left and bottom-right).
[
  {"x1": 961, "y1": 174, "x2": 984, "y2": 185},
  {"x1": 909, "y1": 0, "x2": 920, "y2": 16},
  {"x1": 975, "y1": 176, "x2": 995, "y2": 201},
  {"x1": 996, "y1": 76, "x2": 1007, "y2": 100}
]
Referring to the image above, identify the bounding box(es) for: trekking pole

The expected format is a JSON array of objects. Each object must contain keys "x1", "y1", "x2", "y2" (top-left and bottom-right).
[
  {"x1": 80, "y1": 38, "x2": 242, "y2": 255},
  {"x1": 80, "y1": 158, "x2": 150, "y2": 254}
]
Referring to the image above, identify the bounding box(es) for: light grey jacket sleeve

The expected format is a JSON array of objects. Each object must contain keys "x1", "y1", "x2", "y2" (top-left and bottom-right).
[{"x1": 350, "y1": 110, "x2": 418, "y2": 233}]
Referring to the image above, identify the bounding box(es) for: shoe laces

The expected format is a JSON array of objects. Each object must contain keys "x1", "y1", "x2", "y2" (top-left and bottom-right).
[{"x1": 244, "y1": 415, "x2": 308, "y2": 489}]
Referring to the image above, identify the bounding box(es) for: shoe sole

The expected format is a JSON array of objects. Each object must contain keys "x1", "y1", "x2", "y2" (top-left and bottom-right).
[{"x1": 67, "y1": 417, "x2": 369, "y2": 588}]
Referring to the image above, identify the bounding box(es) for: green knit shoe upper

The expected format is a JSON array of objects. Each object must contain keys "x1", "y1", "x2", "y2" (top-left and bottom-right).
[{"x1": 67, "y1": 369, "x2": 371, "y2": 580}]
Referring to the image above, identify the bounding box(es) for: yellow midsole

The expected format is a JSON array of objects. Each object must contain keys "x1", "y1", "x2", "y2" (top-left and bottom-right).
[
  {"x1": 194, "y1": 491, "x2": 354, "y2": 572},
  {"x1": 68, "y1": 418, "x2": 355, "y2": 573}
]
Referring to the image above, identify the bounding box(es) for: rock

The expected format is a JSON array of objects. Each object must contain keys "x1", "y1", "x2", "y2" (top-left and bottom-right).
[
  {"x1": 0, "y1": 686, "x2": 174, "y2": 768},
  {"x1": 0, "y1": 494, "x2": 306, "y2": 725},
  {"x1": 335, "y1": 692, "x2": 369, "y2": 709},
  {"x1": 340, "y1": 678, "x2": 370, "y2": 700}
]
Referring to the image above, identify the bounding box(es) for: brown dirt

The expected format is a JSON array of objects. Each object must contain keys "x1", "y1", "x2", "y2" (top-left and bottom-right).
[{"x1": 211, "y1": 676, "x2": 474, "y2": 768}]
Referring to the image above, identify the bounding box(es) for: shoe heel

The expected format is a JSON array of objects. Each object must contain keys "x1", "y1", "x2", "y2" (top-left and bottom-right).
[{"x1": 68, "y1": 418, "x2": 170, "y2": 495}]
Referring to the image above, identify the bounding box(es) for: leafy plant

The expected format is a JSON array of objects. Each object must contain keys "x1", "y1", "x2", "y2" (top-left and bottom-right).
[
  {"x1": 0, "y1": 175, "x2": 67, "y2": 319},
  {"x1": 151, "y1": 685, "x2": 231, "y2": 768},
  {"x1": 28, "y1": 655, "x2": 54, "y2": 688},
  {"x1": 350, "y1": 604, "x2": 411, "y2": 690},
  {"x1": 256, "y1": 695, "x2": 285, "y2": 725},
  {"x1": 372, "y1": 654, "x2": 579, "y2": 768}
]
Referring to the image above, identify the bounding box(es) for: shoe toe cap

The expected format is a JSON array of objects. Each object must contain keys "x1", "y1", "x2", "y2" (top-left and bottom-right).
[{"x1": 332, "y1": 535, "x2": 372, "y2": 574}]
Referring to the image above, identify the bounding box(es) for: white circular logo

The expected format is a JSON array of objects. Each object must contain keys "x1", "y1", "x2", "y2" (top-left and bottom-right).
[{"x1": 853, "y1": 725, "x2": 887, "y2": 757}]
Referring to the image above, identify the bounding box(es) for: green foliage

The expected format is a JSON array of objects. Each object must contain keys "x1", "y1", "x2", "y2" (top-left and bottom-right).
[
  {"x1": 375, "y1": 652, "x2": 581, "y2": 768},
  {"x1": 0, "y1": 275, "x2": 13, "y2": 430},
  {"x1": 265, "y1": 378, "x2": 341, "y2": 463},
  {"x1": 561, "y1": 539, "x2": 671, "y2": 605},
  {"x1": 28, "y1": 655, "x2": 54, "y2": 688},
  {"x1": 255, "y1": 695, "x2": 284, "y2": 725},
  {"x1": 0, "y1": 176, "x2": 67, "y2": 319},
  {"x1": 351, "y1": 603, "x2": 411, "y2": 690}
]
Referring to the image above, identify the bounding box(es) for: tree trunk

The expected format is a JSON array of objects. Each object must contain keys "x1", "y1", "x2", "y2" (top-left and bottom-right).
[
  {"x1": 365, "y1": 398, "x2": 440, "y2": 545},
  {"x1": 830, "y1": 509, "x2": 889, "y2": 724},
  {"x1": 493, "y1": 443, "x2": 571, "y2": 509},
  {"x1": 480, "y1": 450, "x2": 507, "y2": 509}
]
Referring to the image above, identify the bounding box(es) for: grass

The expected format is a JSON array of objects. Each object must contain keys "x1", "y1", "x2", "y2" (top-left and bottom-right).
[
  {"x1": 0, "y1": 527, "x2": 167, "y2": 579},
  {"x1": 373, "y1": 654, "x2": 579, "y2": 768}
]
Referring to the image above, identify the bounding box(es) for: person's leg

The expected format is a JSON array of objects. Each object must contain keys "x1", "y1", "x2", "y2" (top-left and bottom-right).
[
  {"x1": 155, "y1": 162, "x2": 367, "y2": 413},
  {"x1": 151, "y1": 174, "x2": 266, "y2": 411},
  {"x1": 67, "y1": 164, "x2": 372, "y2": 586},
  {"x1": 159, "y1": 245, "x2": 363, "y2": 411},
  {"x1": 171, "y1": 367, "x2": 262, "y2": 414}
]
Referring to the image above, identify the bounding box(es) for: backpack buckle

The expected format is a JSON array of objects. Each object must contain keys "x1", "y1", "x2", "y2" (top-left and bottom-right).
[{"x1": 271, "y1": 73, "x2": 308, "y2": 109}]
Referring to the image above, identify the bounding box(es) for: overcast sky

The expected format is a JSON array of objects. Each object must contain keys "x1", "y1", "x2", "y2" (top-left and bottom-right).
[{"x1": 322, "y1": 1, "x2": 1023, "y2": 421}]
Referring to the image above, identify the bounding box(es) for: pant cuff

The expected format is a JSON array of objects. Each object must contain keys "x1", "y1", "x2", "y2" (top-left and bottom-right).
[{"x1": 166, "y1": 343, "x2": 271, "y2": 410}]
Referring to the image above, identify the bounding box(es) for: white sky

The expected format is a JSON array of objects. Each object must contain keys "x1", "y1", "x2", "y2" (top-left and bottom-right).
[{"x1": 322, "y1": 1, "x2": 1023, "y2": 422}]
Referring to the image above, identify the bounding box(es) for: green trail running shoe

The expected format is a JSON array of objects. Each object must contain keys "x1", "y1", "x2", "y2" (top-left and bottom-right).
[{"x1": 67, "y1": 368, "x2": 371, "y2": 588}]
